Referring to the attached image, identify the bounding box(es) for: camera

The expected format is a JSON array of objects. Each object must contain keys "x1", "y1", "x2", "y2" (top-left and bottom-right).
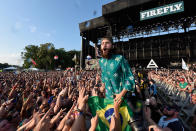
[{"x1": 145, "y1": 99, "x2": 150, "y2": 107}]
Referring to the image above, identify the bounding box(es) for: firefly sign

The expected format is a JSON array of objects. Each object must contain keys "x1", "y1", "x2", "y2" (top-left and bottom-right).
[{"x1": 140, "y1": 1, "x2": 184, "y2": 21}]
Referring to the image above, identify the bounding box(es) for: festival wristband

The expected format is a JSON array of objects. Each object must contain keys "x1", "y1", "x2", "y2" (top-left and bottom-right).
[
  {"x1": 74, "y1": 109, "x2": 84, "y2": 117},
  {"x1": 79, "y1": 111, "x2": 84, "y2": 116}
]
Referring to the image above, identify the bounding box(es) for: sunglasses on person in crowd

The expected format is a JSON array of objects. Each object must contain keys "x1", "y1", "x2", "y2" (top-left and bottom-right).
[{"x1": 164, "y1": 106, "x2": 178, "y2": 112}]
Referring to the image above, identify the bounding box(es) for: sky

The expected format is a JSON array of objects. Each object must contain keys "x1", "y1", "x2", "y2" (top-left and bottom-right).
[{"x1": 0, "y1": 0, "x2": 114, "y2": 66}]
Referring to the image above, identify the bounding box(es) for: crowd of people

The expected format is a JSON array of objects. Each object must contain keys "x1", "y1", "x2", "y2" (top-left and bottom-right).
[
  {"x1": 0, "y1": 68, "x2": 195, "y2": 131},
  {"x1": 149, "y1": 69, "x2": 196, "y2": 104},
  {"x1": 0, "y1": 70, "x2": 102, "y2": 131}
]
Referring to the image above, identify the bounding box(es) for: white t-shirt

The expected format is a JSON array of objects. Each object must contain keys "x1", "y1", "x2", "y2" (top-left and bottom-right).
[{"x1": 158, "y1": 116, "x2": 184, "y2": 131}]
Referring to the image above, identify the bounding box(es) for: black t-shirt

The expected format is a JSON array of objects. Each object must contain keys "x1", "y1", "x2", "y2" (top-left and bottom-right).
[
  {"x1": 167, "y1": 120, "x2": 184, "y2": 131},
  {"x1": 150, "y1": 105, "x2": 162, "y2": 123}
]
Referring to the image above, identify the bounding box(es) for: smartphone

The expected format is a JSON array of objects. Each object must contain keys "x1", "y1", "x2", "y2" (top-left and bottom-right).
[{"x1": 145, "y1": 99, "x2": 150, "y2": 106}]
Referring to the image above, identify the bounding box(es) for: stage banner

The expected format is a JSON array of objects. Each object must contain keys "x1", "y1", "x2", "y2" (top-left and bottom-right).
[{"x1": 140, "y1": 1, "x2": 184, "y2": 21}]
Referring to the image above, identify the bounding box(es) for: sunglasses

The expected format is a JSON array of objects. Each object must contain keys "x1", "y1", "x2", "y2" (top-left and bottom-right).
[
  {"x1": 164, "y1": 106, "x2": 176, "y2": 111},
  {"x1": 165, "y1": 106, "x2": 172, "y2": 111}
]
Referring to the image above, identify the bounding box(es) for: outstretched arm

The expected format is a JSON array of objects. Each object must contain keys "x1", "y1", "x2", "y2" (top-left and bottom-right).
[
  {"x1": 70, "y1": 88, "x2": 88, "y2": 131},
  {"x1": 144, "y1": 107, "x2": 172, "y2": 131}
]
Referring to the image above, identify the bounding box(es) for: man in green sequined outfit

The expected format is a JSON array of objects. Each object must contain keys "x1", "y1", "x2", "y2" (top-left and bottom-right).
[{"x1": 99, "y1": 37, "x2": 135, "y2": 101}]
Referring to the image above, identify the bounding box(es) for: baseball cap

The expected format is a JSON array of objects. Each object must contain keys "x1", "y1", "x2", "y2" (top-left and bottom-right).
[{"x1": 180, "y1": 78, "x2": 185, "y2": 82}]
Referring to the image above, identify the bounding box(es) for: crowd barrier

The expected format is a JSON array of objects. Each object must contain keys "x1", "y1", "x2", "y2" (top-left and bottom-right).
[{"x1": 153, "y1": 78, "x2": 195, "y2": 131}]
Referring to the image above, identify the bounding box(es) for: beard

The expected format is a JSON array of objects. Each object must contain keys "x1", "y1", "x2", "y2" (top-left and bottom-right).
[{"x1": 100, "y1": 48, "x2": 112, "y2": 59}]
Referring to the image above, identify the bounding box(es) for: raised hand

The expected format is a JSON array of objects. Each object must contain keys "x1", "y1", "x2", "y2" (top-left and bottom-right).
[
  {"x1": 50, "y1": 108, "x2": 66, "y2": 128},
  {"x1": 77, "y1": 88, "x2": 88, "y2": 111},
  {"x1": 144, "y1": 106, "x2": 151, "y2": 120},
  {"x1": 56, "y1": 102, "x2": 76, "y2": 131},
  {"x1": 59, "y1": 88, "x2": 67, "y2": 97},
  {"x1": 89, "y1": 114, "x2": 99, "y2": 131},
  {"x1": 32, "y1": 111, "x2": 44, "y2": 125},
  {"x1": 148, "y1": 125, "x2": 162, "y2": 131},
  {"x1": 34, "y1": 107, "x2": 54, "y2": 131}
]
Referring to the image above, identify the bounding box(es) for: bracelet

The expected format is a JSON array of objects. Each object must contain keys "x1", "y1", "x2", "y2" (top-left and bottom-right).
[
  {"x1": 76, "y1": 106, "x2": 84, "y2": 112},
  {"x1": 74, "y1": 109, "x2": 84, "y2": 117},
  {"x1": 76, "y1": 108, "x2": 84, "y2": 115},
  {"x1": 76, "y1": 108, "x2": 81, "y2": 112},
  {"x1": 79, "y1": 111, "x2": 83, "y2": 116}
]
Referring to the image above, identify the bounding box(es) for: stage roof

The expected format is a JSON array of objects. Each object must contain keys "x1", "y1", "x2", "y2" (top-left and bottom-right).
[{"x1": 79, "y1": 0, "x2": 196, "y2": 43}]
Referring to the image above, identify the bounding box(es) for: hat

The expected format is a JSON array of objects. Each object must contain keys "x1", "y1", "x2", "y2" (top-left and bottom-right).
[{"x1": 180, "y1": 78, "x2": 185, "y2": 82}]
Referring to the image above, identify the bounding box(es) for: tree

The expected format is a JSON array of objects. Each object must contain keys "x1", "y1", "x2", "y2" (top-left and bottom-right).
[
  {"x1": 21, "y1": 45, "x2": 39, "y2": 68},
  {"x1": 37, "y1": 43, "x2": 55, "y2": 69},
  {"x1": 0, "y1": 63, "x2": 9, "y2": 69},
  {"x1": 22, "y1": 43, "x2": 80, "y2": 70}
]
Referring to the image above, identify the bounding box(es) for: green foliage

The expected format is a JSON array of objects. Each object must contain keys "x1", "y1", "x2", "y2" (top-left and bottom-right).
[
  {"x1": 0, "y1": 63, "x2": 20, "y2": 69},
  {"x1": 0, "y1": 63, "x2": 9, "y2": 69},
  {"x1": 21, "y1": 43, "x2": 80, "y2": 70}
]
